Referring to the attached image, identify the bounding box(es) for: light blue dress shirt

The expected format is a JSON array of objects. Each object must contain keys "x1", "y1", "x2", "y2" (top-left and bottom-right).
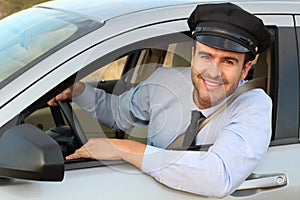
[{"x1": 74, "y1": 67, "x2": 272, "y2": 197}]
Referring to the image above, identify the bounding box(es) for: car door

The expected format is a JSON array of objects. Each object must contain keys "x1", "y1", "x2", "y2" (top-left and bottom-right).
[{"x1": 1, "y1": 5, "x2": 300, "y2": 200}]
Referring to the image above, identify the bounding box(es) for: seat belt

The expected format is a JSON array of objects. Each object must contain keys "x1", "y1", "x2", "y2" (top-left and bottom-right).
[{"x1": 167, "y1": 77, "x2": 267, "y2": 150}]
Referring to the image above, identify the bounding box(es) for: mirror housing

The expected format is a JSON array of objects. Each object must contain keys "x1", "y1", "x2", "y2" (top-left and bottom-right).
[{"x1": 0, "y1": 123, "x2": 64, "y2": 181}]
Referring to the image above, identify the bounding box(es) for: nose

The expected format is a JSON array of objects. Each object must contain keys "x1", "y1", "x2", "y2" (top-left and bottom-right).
[{"x1": 200, "y1": 58, "x2": 222, "y2": 79}]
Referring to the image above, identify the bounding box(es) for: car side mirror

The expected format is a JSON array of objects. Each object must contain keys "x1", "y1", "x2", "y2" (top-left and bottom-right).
[{"x1": 0, "y1": 123, "x2": 64, "y2": 181}]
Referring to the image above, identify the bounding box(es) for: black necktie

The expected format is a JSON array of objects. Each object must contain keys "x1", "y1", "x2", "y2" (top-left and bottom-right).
[{"x1": 182, "y1": 110, "x2": 206, "y2": 148}]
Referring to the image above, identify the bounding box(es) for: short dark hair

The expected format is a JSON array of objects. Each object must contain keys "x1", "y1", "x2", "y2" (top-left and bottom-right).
[{"x1": 244, "y1": 52, "x2": 253, "y2": 65}]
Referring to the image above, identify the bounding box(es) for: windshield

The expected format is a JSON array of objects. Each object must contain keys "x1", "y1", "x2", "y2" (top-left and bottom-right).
[{"x1": 0, "y1": 7, "x2": 103, "y2": 88}]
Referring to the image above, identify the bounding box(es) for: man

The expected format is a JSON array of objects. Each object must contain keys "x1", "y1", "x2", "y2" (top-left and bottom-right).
[{"x1": 49, "y1": 3, "x2": 272, "y2": 198}]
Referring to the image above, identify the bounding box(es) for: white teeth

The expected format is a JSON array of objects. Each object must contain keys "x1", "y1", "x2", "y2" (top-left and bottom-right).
[{"x1": 205, "y1": 80, "x2": 221, "y2": 86}]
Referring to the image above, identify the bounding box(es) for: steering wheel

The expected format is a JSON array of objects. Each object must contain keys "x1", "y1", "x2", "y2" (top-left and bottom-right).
[{"x1": 57, "y1": 100, "x2": 88, "y2": 147}]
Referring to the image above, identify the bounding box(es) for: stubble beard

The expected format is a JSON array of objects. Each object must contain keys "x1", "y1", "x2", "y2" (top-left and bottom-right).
[{"x1": 192, "y1": 74, "x2": 228, "y2": 109}]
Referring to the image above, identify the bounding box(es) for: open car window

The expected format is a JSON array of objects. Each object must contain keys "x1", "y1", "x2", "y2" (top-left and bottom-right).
[{"x1": 6, "y1": 21, "x2": 284, "y2": 171}]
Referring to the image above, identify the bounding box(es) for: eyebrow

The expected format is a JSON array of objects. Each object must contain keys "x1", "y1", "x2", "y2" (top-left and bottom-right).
[
  {"x1": 197, "y1": 50, "x2": 240, "y2": 63},
  {"x1": 224, "y1": 56, "x2": 239, "y2": 63}
]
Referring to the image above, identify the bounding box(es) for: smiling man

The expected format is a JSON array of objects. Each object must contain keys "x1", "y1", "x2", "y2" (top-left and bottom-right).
[{"x1": 51, "y1": 2, "x2": 272, "y2": 198}]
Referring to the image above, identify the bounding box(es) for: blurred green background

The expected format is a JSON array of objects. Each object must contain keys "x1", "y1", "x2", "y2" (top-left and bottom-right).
[{"x1": 0, "y1": 0, "x2": 49, "y2": 19}]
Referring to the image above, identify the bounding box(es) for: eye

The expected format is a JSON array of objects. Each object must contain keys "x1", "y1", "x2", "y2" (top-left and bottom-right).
[
  {"x1": 200, "y1": 54, "x2": 210, "y2": 60},
  {"x1": 224, "y1": 59, "x2": 234, "y2": 65}
]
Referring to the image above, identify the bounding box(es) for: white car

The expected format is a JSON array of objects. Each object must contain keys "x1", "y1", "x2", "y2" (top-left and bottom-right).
[{"x1": 0, "y1": 0, "x2": 299, "y2": 199}]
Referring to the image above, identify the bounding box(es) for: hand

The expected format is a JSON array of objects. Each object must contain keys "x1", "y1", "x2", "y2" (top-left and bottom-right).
[
  {"x1": 66, "y1": 138, "x2": 146, "y2": 169},
  {"x1": 47, "y1": 82, "x2": 85, "y2": 106}
]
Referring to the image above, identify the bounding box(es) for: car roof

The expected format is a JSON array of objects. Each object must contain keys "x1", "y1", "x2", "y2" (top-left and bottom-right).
[
  {"x1": 36, "y1": 0, "x2": 300, "y2": 23},
  {"x1": 35, "y1": 0, "x2": 212, "y2": 22}
]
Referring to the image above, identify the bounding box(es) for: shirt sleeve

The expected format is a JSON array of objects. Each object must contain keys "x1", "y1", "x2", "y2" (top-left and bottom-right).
[
  {"x1": 73, "y1": 83, "x2": 116, "y2": 129},
  {"x1": 142, "y1": 89, "x2": 272, "y2": 198},
  {"x1": 73, "y1": 81, "x2": 152, "y2": 131},
  {"x1": 142, "y1": 146, "x2": 228, "y2": 197}
]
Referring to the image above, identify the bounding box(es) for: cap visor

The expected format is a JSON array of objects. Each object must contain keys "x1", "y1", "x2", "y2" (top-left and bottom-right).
[{"x1": 196, "y1": 35, "x2": 250, "y2": 53}]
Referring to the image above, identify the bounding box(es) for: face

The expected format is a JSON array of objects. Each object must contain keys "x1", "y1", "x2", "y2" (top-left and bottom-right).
[{"x1": 191, "y1": 41, "x2": 252, "y2": 109}]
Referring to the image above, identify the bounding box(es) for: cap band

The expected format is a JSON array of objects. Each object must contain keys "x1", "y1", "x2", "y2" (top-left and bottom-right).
[{"x1": 193, "y1": 26, "x2": 258, "y2": 55}]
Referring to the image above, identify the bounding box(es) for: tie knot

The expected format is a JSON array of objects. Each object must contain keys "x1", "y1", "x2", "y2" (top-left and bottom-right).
[{"x1": 191, "y1": 110, "x2": 201, "y2": 122}]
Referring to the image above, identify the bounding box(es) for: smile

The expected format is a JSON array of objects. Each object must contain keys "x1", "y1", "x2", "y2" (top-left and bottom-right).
[{"x1": 203, "y1": 78, "x2": 224, "y2": 90}]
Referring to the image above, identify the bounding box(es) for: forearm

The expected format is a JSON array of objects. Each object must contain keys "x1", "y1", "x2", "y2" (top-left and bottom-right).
[{"x1": 111, "y1": 139, "x2": 146, "y2": 169}]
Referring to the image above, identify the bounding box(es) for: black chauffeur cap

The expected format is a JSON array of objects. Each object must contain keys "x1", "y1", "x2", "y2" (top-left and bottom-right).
[{"x1": 188, "y1": 3, "x2": 272, "y2": 59}]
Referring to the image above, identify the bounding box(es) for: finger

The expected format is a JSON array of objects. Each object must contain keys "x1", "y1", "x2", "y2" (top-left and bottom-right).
[
  {"x1": 55, "y1": 93, "x2": 66, "y2": 101},
  {"x1": 47, "y1": 98, "x2": 58, "y2": 106},
  {"x1": 65, "y1": 153, "x2": 82, "y2": 160},
  {"x1": 65, "y1": 146, "x2": 92, "y2": 160},
  {"x1": 65, "y1": 154, "x2": 77, "y2": 160},
  {"x1": 66, "y1": 152, "x2": 86, "y2": 160}
]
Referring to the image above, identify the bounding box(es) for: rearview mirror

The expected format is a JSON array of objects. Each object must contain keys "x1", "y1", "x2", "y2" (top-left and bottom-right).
[{"x1": 0, "y1": 123, "x2": 64, "y2": 181}]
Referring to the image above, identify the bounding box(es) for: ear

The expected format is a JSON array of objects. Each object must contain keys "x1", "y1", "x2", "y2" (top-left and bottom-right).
[{"x1": 240, "y1": 61, "x2": 253, "y2": 80}]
